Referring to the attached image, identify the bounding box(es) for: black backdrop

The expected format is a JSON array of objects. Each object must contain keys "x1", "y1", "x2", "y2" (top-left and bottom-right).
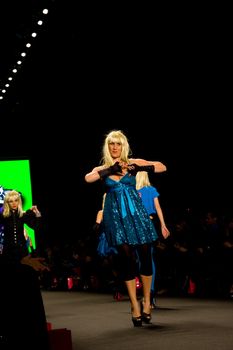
[{"x1": 1, "y1": 2, "x2": 232, "y2": 243}]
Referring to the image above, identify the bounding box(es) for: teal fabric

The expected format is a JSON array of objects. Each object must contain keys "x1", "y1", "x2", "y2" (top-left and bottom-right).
[{"x1": 103, "y1": 173, "x2": 158, "y2": 247}]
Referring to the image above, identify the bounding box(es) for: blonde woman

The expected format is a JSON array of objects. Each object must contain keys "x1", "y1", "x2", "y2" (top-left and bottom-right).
[
  {"x1": 0, "y1": 190, "x2": 49, "y2": 349},
  {"x1": 0, "y1": 190, "x2": 44, "y2": 266},
  {"x1": 136, "y1": 171, "x2": 170, "y2": 308},
  {"x1": 85, "y1": 130, "x2": 167, "y2": 327}
]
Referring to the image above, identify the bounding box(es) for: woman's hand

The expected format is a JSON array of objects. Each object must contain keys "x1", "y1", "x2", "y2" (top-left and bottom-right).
[
  {"x1": 161, "y1": 225, "x2": 170, "y2": 239},
  {"x1": 21, "y1": 256, "x2": 50, "y2": 272},
  {"x1": 31, "y1": 205, "x2": 41, "y2": 217}
]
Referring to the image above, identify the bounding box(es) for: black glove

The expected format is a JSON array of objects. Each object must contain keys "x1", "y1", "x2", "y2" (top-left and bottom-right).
[
  {"x1": 98, "y1": 162, "x2": 122, "y2": 179},
  {"x1": 127, "y1": 164, "x2": 154, "y2": 176}
]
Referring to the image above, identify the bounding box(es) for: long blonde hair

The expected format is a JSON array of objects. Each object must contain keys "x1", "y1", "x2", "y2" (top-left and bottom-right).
[
  {"x1": 136, "y1": 171, "x2": 151, "y2": 190},
  {"x1": 101, "y1": 130, "x2": 132, "y2": 166},
  {"x1": 3, "y1": 190, "x2": 24, "y2": 218}
]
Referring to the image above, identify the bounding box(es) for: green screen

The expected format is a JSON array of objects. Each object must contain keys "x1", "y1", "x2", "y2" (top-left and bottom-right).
[{"x1": 0, "y1": 159, "x2": 35, "y2": 249}]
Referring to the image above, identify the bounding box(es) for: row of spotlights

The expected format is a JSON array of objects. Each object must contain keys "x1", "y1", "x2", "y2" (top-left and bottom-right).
[{"x1": 0, "y1": 8, "x2": 49, "y2": 101}]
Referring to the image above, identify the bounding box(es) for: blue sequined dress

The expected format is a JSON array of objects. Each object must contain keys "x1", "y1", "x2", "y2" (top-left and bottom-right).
[{"x1": 103, "y1": 173, "x2": 158, "y2": 247}]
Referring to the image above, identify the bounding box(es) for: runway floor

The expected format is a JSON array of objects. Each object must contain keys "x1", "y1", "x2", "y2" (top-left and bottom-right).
[{"x1": 42, "y1": 290, "x2": 233, "y2": 350}]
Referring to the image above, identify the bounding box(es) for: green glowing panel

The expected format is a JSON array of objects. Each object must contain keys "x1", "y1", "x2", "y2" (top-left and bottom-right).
[{"x1": 0, "y1": 159, "x2": 35, "y2": 249}]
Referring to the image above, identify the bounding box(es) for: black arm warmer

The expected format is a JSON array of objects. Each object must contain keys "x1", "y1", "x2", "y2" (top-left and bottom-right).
[
  {"x1": 128, "y1": 164, "x2": 154, "y2": 176},
  {"x1": 98, "y1": 162, "x2": 122, "y2": 179}
]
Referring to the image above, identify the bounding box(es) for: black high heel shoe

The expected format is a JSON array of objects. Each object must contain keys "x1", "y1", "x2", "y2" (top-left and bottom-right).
[
  {"x1": 142, "y1": 312, "x2": 152, "y2": 324},
  {"x1": 140, "y1": 301, "x2": 152, "y2": 324},
  {"x1": 132, "y1": 316, "x2": 142, "y2": 327}
]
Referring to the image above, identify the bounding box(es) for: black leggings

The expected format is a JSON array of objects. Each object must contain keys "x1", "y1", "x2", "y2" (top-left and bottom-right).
[{"x1": 117, "y1": 243, "x2": 152, "y2": 281}]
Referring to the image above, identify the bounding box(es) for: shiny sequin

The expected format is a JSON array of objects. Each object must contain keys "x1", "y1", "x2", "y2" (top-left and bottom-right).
[{"x1": 103, "y1": 174, "x2": 158, "y2": 246}]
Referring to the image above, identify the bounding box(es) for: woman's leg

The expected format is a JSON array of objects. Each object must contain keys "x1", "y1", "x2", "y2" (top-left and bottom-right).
[
  {"x1": 137, "y1": 244, "x2": 153, "y2": 316},
  {"x1": 117, "y1": 244, "x2": 141, "y2": 318},
  {"x1": 140, "y1": 275, "x2": 152, "y2": 313},
  {"x1": 150, "y1": 245, "x2": 157, "y2": 308},
  {"x1": 125, "y1": 279, "x2": 140, "y2": 317}
]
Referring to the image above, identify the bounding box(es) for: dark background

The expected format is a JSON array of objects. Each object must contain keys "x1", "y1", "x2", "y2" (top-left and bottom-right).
[{"x1": 0, "y1": 2, "x2": 232, "y2": 244}]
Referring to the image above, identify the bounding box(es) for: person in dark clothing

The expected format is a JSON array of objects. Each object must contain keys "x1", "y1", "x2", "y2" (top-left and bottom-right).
[
  {"x1": 195, "y1": 210, "x2": 224, "y2": 297},
  {"x1": 0, "y1": 190, "x2": 50, "y2": 350}
]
